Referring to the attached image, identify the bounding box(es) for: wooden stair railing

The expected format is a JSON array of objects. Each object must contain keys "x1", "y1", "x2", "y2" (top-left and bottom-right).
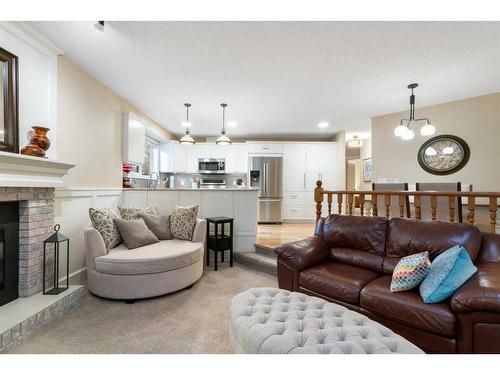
[{"x1": 314, "y1": 180, "x2": 500, "y2": 233}]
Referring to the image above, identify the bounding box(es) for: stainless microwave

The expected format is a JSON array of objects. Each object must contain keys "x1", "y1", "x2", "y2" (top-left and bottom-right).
[{"x1": 198, "y1": 159, "x2": 226, "y2": 174}]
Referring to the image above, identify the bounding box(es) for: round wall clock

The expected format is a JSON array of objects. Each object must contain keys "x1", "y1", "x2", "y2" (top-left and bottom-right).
[{"x1": 417, "y1": 135, "x2": 470, "y2": 175}]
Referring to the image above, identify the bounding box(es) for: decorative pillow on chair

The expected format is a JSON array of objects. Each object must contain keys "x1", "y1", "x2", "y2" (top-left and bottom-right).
[
  {"x1": 89, "y1": 208, "x2": 122, "y2": 251},
  {"x1": 118, "y1": 206, "x2": 160, "y2": 221},
  {"x1": 420, "y1": 245, "x2": 477, "y2": 304},
  {"x1": 138, "y1": 213, "x2": 172, "y2": 240},
  {"x1": 113, "y1": 218, "x2": 160, "y2": 249},
  {"x1": 390, "y1": 251, "x2": 431, "y2": 292},
  {"x1": 170, "y1": 205, "x2": 199, "y2": 241}
]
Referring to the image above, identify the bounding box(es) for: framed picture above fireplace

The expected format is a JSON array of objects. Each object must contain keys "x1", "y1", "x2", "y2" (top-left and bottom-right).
[{"x1": 0, "y1": 46, "x2": 19, "y2": 153}]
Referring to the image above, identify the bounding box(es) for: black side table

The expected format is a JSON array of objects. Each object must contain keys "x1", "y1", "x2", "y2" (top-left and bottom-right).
[{"x1": 206, "y1": 217, "x2": 234, "y2": 271}]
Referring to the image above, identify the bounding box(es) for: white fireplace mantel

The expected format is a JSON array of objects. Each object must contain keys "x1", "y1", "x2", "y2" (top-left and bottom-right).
[{"x1": 0, "y1": 151, "x2": 75, "y2": 187}]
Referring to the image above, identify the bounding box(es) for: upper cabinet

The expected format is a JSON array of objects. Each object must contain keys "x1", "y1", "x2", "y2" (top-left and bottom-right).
[
  {"x1": 226, "y1": 144, "x2": 249, "y2": 173},
  {"x1": 123, "y1": 112, "x2": 146, "y2": 165},
  {"x1": 248, "y1": 143, "x2": 283, "y2": 155}
]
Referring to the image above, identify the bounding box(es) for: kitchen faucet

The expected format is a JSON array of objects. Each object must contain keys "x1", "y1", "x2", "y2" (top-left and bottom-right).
[{"x1": 149, "y1": 172, "x2": 159, "y2": 190}]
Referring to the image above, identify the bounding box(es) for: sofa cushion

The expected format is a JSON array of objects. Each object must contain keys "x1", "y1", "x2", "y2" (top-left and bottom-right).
[
  {"x1": 118, "y1": 206, "x2": 160, "y2": 220},
  {"x1": 330, "y1": 247, "x2": 384, "y2": 273},
  {"x1": 385, "y1": 218, "x2": 481, "y2": 270},
  {"x1": 361, "y1": 276, "x2": 456, "y2": 337},
  {"x1": 420, "y1": 245, "x2": 477, "y2": 303},
  {"x1": 390, "y1": 252, "x2": 431, "y2": 292},
  {"x1": 299, "y1": 262, "x2": 380, "y2": 305},
  {"x1": 114, "y1": 218, "x2": 160, "y2": 249},
  {"x1": 89, "y1": 208, "x2": 122, "y2": 251},
  {"x1": 139, "y1": 213, "x2": 172, "y2": 240},
  {"x1": 170, "y1": 205, "x2": 199, "y2": 241},
  {"x1": 322, "y1": 215, "x2": 388, "y2": 256},
  {"x1": 94, "y1": 240, "x2": 203, "y2": 275}
]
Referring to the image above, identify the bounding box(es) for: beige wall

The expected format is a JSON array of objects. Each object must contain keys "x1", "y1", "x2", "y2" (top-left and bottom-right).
[
  {"x1": 372, "y1": 92, "x2": 500, "y2": 192},
  {"x1": 57, "y1": 56, "x2": 173, "y2": 188}
]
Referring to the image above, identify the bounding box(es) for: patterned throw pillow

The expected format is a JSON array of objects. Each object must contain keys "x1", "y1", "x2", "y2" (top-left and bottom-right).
[
  {"x1": 118, "y1": 206, "x2": 160, "y2": 221},
  {"x1": 420, "y1": 245, "x2": 477, "y2": 304},
  {"x1": 170, "y1": 205, "x2": 199, "y2": 241},
  {"x1": 390, "y1": 251, "x2": 431, "y2": 292},
  {"x1": 89, "y1": 208, "x2": 122, "y2": 251}
]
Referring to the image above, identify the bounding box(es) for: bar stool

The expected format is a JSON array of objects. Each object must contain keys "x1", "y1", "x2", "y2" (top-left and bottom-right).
[{"x1": 206, "y1": 217, "x2": 234, "y2": 271}]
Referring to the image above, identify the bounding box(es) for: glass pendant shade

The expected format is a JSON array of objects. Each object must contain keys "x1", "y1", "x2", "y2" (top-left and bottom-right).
[
  {"x1": 420, "y1": 123, "x2": 436, "y2": 136},
  {"x1": 401, "y1": 128, "x2": 415, "y2": 140},
  {"x1": 179, "y1": 103, "x2": 195, "y2": 145},
  {"x1": 217, "y1": 103, "x2": 231, "y2": 145},
  {"x1": 179, "y1": 133, "x2": 195, "y2": 144},
  {"x1": 216, "y1": 134, "x2": 231, "y2": 145},
  {"x1": 394, "y1": 124, "x2": 407, "y2": 137}
]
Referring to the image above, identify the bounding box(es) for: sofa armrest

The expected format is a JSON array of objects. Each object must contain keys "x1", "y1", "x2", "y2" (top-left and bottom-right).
[
  {"x1": 451, "y1": 262, "x2": 500, "y2": 314},
  {"x1": 84, "y1": 228, "x2": 108, "y2": 260},
  {"x1": 274, "y1": 235, "x2": 330, "y2": 272},
  {"x1": 191, "y1": 218, "x2": 207, "y2": 244}
]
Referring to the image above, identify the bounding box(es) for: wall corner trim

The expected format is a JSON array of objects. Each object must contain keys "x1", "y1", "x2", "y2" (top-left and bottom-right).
[{"x1": 0, "y1": 21, "x2": 64, "y2": 56}]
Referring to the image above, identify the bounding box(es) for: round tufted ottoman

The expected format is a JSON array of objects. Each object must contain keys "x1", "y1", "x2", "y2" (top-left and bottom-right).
[{"x1": 229, "y1": 288, "x2": 424, "y2": 354}]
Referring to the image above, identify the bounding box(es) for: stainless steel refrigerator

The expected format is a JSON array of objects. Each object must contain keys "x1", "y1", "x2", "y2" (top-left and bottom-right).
[{"x1": 250, "y1": 156, "x2": 283, "y2": 223}]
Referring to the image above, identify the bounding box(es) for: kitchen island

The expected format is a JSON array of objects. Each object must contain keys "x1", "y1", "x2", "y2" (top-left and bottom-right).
[{"x1": 121, "y1": 188, "x2": 259, "y2": 252}]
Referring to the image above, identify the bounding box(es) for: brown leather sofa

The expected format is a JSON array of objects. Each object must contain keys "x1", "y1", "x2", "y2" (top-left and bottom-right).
[{"x1": 275, "y1": 215, "x2": 500, "y2": 353}]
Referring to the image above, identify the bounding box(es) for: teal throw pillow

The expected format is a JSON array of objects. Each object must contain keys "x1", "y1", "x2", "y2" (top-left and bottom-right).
[{"x1": 419, "y1": 245, "x2": 477, "y2": 304}]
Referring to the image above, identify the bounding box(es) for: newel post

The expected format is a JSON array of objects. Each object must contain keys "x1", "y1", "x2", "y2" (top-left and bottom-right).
[{"x1": 314, "y1": 180, "x2": 324, "y2": 221}]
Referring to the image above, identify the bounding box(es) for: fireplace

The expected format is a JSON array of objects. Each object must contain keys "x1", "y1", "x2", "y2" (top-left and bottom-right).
[{"x1": 0, "y1": 201, "x2": 19, "y2": 307}]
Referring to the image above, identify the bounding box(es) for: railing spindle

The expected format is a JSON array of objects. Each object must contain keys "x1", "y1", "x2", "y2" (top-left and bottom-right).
[
  {"x1": 489, "y1": 197, "x2": 497, "y2": 233},
  {"x1": 337, "y1": 193, "x2": 343, "y2": 215},
  {"x1": 467, "y1": 196, "x2": 476, "y2": 224},
  {"x1": 414, "y1": 195, "x2": 421, "y2": 220},
  {"x1": 431, "y1": 196, "x2": 438, "y2": 220},
  {"x1": 359, "y1": 193, "x2": 365, "y2": 216},
  {"x1": 384, "y1": 194, "x2": 391, "y2": 219},
  {"x1": 448, "y1": 196, "x2": 456, "y2": 223},
  {"x1": 348, "y1": 194, "x2": 354, "y2": 215},
  {"x1": 314, "y1": 180, "x2": 324, "y2": 221},
  {"x1": 327, "y1": 193, "x2": 332, "y2": 216},
  {"x1": 398, "y1": 194, "x2": 405, "y2": 218},
  {"x1": 371, "y1": 193, "x2": 378, "y2": 216}
]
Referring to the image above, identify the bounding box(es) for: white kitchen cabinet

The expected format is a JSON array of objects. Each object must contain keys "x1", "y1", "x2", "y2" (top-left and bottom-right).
[
  {"x1": 123, "y1": 112, "x2": 146, "y2": 165},
  {"x1": 185, "y1": 145, "x2": 198, "y2": 173},
  {"x1": 212, "y1": 144, "x2": 227, "y2": 159},
  {"x1": 226, "y1": 144, "x2": 249, "y2": 173},
  {"x1": 197, "y1": 144, "x2": 212, "y2": 159},
  {"x1": 160, "y1": 142, "x2": 187, "y2": 173},
  {"x1": 283, "y1": 143, "x2": 306, "y2": 171},
  {"x1": 196, "y1": 143, "x2": 226, "y2": 160},
  {"x1": 248, "y1": 143, "x2": 283, "y2": 155},
  {"x1": 284, "y1": 171, "x2": 306, "y2": 191},
  {"x1": 283, "y1": 142, "x2": 337, "y2": 220}
]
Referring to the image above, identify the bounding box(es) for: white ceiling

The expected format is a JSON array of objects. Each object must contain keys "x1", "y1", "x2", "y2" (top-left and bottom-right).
[{"x1": 30, "y1": 21, "x2": 500, "y2": 139}]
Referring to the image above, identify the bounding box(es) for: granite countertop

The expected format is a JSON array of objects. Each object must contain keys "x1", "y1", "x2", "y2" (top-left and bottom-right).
[{"x1": 123, "y1": 187, "x2": 260, "y2": 191}]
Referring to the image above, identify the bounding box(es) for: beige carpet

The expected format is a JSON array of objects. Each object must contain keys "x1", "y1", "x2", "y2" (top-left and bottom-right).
[{"x1": 10, "y1": 264, "x2": 277, "y2": 354}]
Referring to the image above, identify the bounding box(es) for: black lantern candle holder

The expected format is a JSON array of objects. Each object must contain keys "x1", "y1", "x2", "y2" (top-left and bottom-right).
[{"x1": 43, "y1": 224, "x2": 70, "y2": 295}]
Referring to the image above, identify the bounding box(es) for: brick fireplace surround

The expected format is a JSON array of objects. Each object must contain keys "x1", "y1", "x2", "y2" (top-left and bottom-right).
[{"x1": 1, "y1": 186, "x2": 56, "y2": 297}]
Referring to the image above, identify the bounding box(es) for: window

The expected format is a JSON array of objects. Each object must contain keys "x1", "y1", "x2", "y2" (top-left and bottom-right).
[
  {"x1": 142, "y1": 137, "x2": 160, "y2": 177},
  {"x1": 130, "y1": 136, "x2": 160, "y2": 178}
]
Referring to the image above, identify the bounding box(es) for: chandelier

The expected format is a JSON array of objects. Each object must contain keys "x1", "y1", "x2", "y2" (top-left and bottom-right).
[{"x1": 394, "y1": 83, "x2": 435, "y2": 140}]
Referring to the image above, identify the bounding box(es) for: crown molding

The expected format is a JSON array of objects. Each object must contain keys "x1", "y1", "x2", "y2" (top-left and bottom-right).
[{"x1": 0, "y1": 21, "x2": 64, "y2": 56}]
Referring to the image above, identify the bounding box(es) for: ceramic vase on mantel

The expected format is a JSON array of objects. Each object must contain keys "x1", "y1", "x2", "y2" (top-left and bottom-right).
[{"x1": 20, "y1": 126, "x2": 51, "y2": 157}]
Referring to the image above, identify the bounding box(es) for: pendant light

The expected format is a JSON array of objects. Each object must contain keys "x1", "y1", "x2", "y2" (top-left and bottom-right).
[
  {"x1": 179, "y1": 103, "x2": 195, "y2": 145},
  {"x1": 216, "y1": 103, "x2": 232, "y2": 145},
  {"x1": 394, "y1": 83, "x2": 435, "y2": 140},
  {"x1": 348, "y1": 135, "x2": 363, "y2": 148}
]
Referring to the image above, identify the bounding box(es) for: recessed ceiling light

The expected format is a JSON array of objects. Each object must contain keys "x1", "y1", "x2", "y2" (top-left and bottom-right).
[
  {"x1": 318, "y1": 122, "x2": 329, "y2": 129},
  {"x1": 227, "y1": 121, "x2": 238, "y2": 128}
]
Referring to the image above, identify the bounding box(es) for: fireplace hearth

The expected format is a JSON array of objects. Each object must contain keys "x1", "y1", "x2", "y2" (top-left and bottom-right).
[{"x1": 0, "y1": 202, "x2": 19, "y2": 307}]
